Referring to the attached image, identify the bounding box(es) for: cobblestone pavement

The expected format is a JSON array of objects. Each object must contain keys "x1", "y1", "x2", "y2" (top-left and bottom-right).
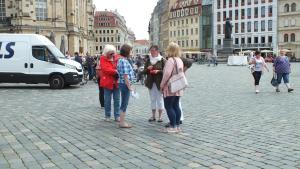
[{"x1": 1, "y1": 63, "x2": 300, "y2": 169}]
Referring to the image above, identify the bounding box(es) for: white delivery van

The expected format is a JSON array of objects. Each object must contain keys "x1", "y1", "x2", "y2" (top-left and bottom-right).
[{"x1": 0, "y1": 34, "x2": 83, "y2": 89}]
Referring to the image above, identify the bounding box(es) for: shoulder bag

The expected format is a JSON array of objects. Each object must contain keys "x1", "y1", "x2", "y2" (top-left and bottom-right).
[{"x1": 168, "y1": 58, "x2": 188, "y2": 93}]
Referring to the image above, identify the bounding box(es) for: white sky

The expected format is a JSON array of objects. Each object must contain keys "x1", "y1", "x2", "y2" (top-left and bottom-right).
[{"x1": 94, "y1": 0, "x2": 158, "y2": 40}]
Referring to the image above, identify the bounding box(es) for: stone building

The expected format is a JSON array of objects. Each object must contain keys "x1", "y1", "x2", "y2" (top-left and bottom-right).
[
  {"x1": 0, "y1": 0, "x2": 95, "y2": 55},
  {"x1": 94, "y1": 10, "x2": 135, "y2": 55},
  {"x1": 169, "y1": 0, "x2": 202, "y2": 54},
  {"x1": 278, "y1": 0, "x2": 300, "y2": 60}
]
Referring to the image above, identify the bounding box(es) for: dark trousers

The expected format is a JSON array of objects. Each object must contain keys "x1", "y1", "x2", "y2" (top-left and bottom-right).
[
  {"x1": 88, "y1": 65, "x2": 94, "y2": 80},
  {"x1": 164, "y1": 96, "x2": 181, "y2": 128},
  {"x1": 98, "y1": 78, "x2": 104, "y2": 107},
  {"x1": 252, "y1": 71, "x2": 262, "y2": 85}
]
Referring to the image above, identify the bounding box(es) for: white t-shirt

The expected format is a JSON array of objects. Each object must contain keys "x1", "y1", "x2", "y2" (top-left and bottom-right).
[{"x1": 251, "y1": 57, "x2": 265, "y2": 72}]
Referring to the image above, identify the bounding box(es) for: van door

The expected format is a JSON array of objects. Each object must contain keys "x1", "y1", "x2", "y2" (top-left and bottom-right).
[
  {"x1": 29, "y1": 46, "x2": 56, "y2": 83},
  {"x1": 0, "y1": 41, "x2": 30, "y2": 83}
]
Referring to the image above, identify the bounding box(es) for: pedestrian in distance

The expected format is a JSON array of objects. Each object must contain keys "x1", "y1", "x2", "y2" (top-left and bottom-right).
[
  {"x1": 100, "y1": 45, "x2": 120, "y2": 122},
  {"x1": 117, "y1": 44, "x2": 135, "y2": 128},
  {"x1": 273, "y1": 50, "x2": 294, "y2": 93},
  {"x1": 160, "y1": 42, "x2": 185, "y2": 133},
  {"x1": 86, "y1": 53, "x2": 95, "y2": 80},
  {"x1": 248, "y1": 51, "x2": 269, "y2": 94},
  {"x1": 143, "y1": 45, "x2": 165, "y2": 123},
  {"x1": 96, "y1": 55, "x2": 104, "y2": 108}
]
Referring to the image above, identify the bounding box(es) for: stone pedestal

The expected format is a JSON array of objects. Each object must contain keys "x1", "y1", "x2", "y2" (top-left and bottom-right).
[{"x1": 217, "y1": 38, "x2": 234, "y2": 61}]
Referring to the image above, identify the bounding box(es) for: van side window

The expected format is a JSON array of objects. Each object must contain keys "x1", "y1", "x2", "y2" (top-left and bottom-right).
[{"x1": 32, "y1": 46, "x2": 54, "y2": 62}]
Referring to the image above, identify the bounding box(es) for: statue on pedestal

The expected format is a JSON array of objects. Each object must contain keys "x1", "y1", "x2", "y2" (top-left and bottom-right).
[{"x1": 225, "y1": 18, "x2": 233, "y2": 39}]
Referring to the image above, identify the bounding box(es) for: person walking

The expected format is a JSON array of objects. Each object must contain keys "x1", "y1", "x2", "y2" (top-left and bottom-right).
[
  {"x1": 100, "y1": 45, "x2": 120, "y2": 122},
  {"x1": 96, "y1": 55, "x2": 104, "y2": 108},
  {"x1": 160, "y1": 42, "x2": 185, "y2": 133},
  {"x1": 273, "y1": 50, "x2": 294, "y2": 92},
  {"x1": 86, "y1": 53, "x2": 95, "y2": 80},
  {"x1": 144, "y1": 45, "x2": 165, "y2": 123},
  {"x1": 248, "y1": 51, "x2": 269, "y2": 94},
  {"x1": 117, "y1": 44, "x2": 135, "y2": 128}
]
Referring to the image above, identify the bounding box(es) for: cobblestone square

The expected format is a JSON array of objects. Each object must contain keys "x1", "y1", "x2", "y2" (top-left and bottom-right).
[{"x1": 1, "y1": 63, "x2": 300, "y2": 169}]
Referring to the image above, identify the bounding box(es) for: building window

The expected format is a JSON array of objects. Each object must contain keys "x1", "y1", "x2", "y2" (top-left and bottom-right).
[
  {"x1": 261, "y1": 20, "x2": 265, "y2": 31},
  {"x1": 254, "y1": 37, "x2": 258, "y2": 43},
  {"x1": 218, "y1": 12, "x2": 221, "y2": 21},
  {"x1": 178, "y1": 41, "x2": 181, "y2": 46},
  {"x1": 261, "y1": 6, "x2": 265, "y2": 17},
  {"x1": 99, "y1": 30, "x2": 102, "y2": 34},
  {"x1": 235, "y1": 23, "x2": 239, "y2": 33},
  {"x1": 291, "y1": 3, "x2": 296, "y2": 12},
  {"x1": 284, "y1": 34, "x2": 289, "y2": 42},
  {"x1": 111, "y1": 30, "x2": 114, "y2": 34},
  {"x1": 191, "y1": 40, "x2": 194, "y2": 47},
  {"x1": 170, "y1": 31, "x2": 172, "y2": 37},
  {"x1": 191, "y1": 18, "x2": 193, "y2": 24},
  {"x1": 261, "y1": 36, "x2": 265, "y2": 43},
  {"x1": 284, "y1": 4, "x2": 289, "y2": 12},
  {"x1": 284, "y1": 20, "x2": 289, "y2": 27},
  {"x1": 186, "y1": 19, "x2": 188, "y2": 24},
  {"x1": 178, "y1": 30, "x2": 180, "y2": 36},
  {"x1": 96, "y1": 46, "x2": 98, "y2": 51},
  {"x1": 241, "y1": 37, "x2": 245, "y2": 44},
  {"x1": 229, "y1": 0, "x2": 232, "y2": 7},
  {"x1": 170, "y1": 21, "x2": 172, "y2": 27},
  {"x1": 0, "y1": 0, "x2": 6, "y2": 21},
  {"x1": 100, "y1": 46, "x2": 103, "y2": 52},
  {"x1": 195, "y1": 7, "x2": 198, "y2": 14},
  {"x1": 174, "y1": 31, "x2": 176, "y2": 37},
  {"x1": 248, "y1": 37, "x2": 251, "y2": 44},
  {"x1": 247, "y1": 0, "x2": 251, "y2": 5},
  {"x1": 182, "y1": 20, "x2": 184, "y2": 25},
  {"x1": 218, "y1": 39, "x2": 221, "y2": 45},
  {"x1": 111, "y1": 37, "x2": 114, "y2": 42},
  {"x1": 268, "y1": 6, "x2": 272, "y2": 17},
  {"x1": 195, "y1": 40, "x2": 198, "y2": 47},
  {"x1": 182, "y1": 40, "x2": 185, "y2": 47},
  {"x1": 191, "y1": 28, "x2": 194, "y2": 35},
  {"x1": 241, "y1": 22, "x2": 245, "y2": 33},
  {"x1": 229, "y1": 10, "x2": 232, "y2": 20},
  {"x1": 235, "y1": 0, "x2": 239, "y2": 7},
  {"x1": 235, "y1": 38, "x2": 239, "y2": 44},
  {"x1": 254, "y1": 21, "x2": 258, "y2": 32},
  {"x1": 195, "y1": 28, "x2": 198, "y2": 35},
  {"x1": 223, "y1": 11, "x2": 226, "y2": 20},
  {"x1": 107, "y1": 37, "x2": 109, "y2": 42},
  {"x1": 268, "y1": 36, "x2": 272, "y2": 43},
  {"x1": 247, "y1": 21, "x2": 251, "y2": 32},
  {"x1": 223, "y1": 0, "x2": 226, "y2": 8},
  {"x1": 241, "y1": 0, "x2": 245, "y2": 6},
  {"x1": 99, "y1": 37, "x2": 102, "y2": 42},
  {"x1": 186, "y1": 29, "x2": 189, "y2": 35},
  {"x1": 218, "y1": 24, "x2": 221, "y2": 34},
  {"x1": 235, "y1": 10, "x2": 238, "y2": 20},
  {"x1": 291, "y1": 33, "x2": 295, "y2": 42},
  {"x1": 217, "y1": 0, "x2": 221, "y2": 9},
  {"x1": 254, "y1": 7, "x2": 258, "y2": 18},
  {"x1": 268, "y1": 20, "x2": 272, "y2": 31},
  {"x1": 36, "y1": 0, "x2": 47, "y2": 21},
  {"x1": 247, "y1": 8, "x2": 251, "y2": 19},
  {"x1": 241, "y1": 9, "x2": 245, "y2": 19},
  {"x1": 291, "y1": 19, "x2": 296, "y2": 27},
  {"x1": 182, "y1": 29, "x2": 184, "y2": 36},
  {"x1": 96, "y1": 38, "x2": 98, "y2": 42},
  {"x1": 186, "y1": 40, "x2": 189, "y2": 47},
  {"x1": 254, "y1": 0, "x2": 258, "y2": 4}
]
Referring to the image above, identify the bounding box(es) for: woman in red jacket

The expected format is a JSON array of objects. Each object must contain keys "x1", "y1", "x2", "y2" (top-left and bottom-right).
[{"x1": 100, "y1": 45, "x2": 120, "y2": 122}]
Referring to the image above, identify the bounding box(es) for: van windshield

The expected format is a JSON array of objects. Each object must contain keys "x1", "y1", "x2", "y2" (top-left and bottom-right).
[{"x1": 48, "y1": 46, "x2": 66, "y2": 59}]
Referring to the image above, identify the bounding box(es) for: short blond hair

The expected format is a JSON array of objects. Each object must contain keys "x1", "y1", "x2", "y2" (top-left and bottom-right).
[
  {"x1": 166, "y1": 42, "x2": 181, "y2": 58},
  {"x1": 102, "y1": 44, "x2": 116, "y2": 55}
]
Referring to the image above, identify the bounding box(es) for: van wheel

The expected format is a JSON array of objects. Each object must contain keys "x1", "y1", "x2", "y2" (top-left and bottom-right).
[{"x1": 49, "y1": 75, "x2": 65, "y2": 89}]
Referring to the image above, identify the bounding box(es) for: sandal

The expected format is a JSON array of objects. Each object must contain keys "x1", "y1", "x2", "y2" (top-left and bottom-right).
[
  {"x1": 148, "y1": 117, "x2": 156, "y2": 122},
  {"x1": 157, "y1": 118, "x2": 163, "y2": 123},
  {"x1": 118, "y1": 123, "x2": 132, "y2": 128}
]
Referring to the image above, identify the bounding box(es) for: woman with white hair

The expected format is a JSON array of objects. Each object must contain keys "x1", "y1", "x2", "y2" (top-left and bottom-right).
[{"x1": 100, "y1": 45, "x2": 120, "y2": 122}]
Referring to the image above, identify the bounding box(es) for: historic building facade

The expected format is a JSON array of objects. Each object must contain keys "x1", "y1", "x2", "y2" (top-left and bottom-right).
[
  {"x1": 278, "y1": 1, "x2": 300, "y2": 60},
  {"x1": 0, "y1": 0, "x2": 95, "y2": 55},
  {"x1": 213, "y1": 0, "x2": 278, "y2": 55},
  {"x1": 169, "y1": 0, "x2": 202, "y2": 53},
  {"x1": 133, "y1": 40, "x2": 150, "y2": 56},
  {"x1": 94, "y1": 10, "x2": 135, "y2": 55}
]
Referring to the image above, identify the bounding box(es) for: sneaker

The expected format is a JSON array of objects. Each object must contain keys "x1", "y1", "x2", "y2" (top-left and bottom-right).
[
  {"x1": 148, "y1": 117, "x2": 156, "y2": 122},
  {"x1": 255, "y1": 90, "x2": 259, "y2": 94},
  {"x1": 104, "y1": 118, "x2": 111, "y2": 122},
  {"x1": 276, "y1": 88, "x2": 280, "y2": 92},
  {"x1": 165, "y1": 123, "x2": 170, "y2": 128},
  {"x1": 288, "y1": 88, "x2": 294, "y2": 92}
]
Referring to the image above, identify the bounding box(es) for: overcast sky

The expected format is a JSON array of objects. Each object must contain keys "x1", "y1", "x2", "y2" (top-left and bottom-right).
[{"x1": 94, "y1": 0, "x2": 158, "y2": 40}]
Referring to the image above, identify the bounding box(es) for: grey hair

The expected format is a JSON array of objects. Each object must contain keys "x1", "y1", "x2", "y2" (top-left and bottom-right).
[{"x1": 102, "y1": 44, "x2": 116, "y2": 55}]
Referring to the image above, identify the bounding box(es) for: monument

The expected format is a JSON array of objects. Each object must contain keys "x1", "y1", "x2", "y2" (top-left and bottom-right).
[{"x1": 218, "y1": 18, "x2": 234, "y2": 60}]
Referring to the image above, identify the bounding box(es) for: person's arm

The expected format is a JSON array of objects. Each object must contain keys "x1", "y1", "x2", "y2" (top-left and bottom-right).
[
  {"x1": 249, "y1": 57, "x2": 255, "y2": 65},
  {"x1": 123, "y1": 60, "x2": 133, "y2": 91}
]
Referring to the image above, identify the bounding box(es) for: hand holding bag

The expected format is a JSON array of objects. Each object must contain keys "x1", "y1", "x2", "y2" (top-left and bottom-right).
[
  {"x1": 168, "y1": 58, "x2": 188, "y2": 93},
  {"x1": 271, "y1": 73, "x2": 278, "y2": 87}
]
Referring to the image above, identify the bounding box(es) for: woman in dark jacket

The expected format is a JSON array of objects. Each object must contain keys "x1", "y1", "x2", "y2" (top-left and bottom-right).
[{"x1": 144, "y1": 45, "x2": 165, "y2": 122}]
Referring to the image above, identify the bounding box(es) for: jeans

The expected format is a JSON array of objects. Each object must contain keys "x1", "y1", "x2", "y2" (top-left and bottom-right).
[
  {"x1": 164, "y1": 96, "x2": 181, "y2": 128},
  {"x1": 104, "y1": 87, "x2": 120, "y2": 119},
  {"x1": 119, "y1": 83, "x2": 131, "y2": 113},
  {"x1": 252, "y1": 71, "x2": 262, "y2": 85},
  {"x1": 277, "y1": 73, "x2": 290, "y2": 84},
  {"x1": 87, "y1": 65, "x2": 94, "y2": 80}
]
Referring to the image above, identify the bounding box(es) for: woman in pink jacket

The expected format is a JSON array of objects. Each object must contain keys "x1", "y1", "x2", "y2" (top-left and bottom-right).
[{"x1": 160, "y1": 42, "x2": 185, "y2": 133}]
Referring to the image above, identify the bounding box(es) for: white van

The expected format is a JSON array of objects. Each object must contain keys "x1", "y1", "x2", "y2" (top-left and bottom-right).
[{"x1": 0, "y1": 34, "x2": 83, "y2": 89}]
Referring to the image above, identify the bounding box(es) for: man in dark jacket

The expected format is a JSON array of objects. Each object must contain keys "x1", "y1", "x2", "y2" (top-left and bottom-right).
[{"x1": 74, "y1": 52, "x2": 82, "y2": 66}]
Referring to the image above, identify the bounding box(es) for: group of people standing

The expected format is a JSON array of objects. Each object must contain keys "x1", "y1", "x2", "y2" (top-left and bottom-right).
[
  {"x1": 249, "y1": 50, "x2": 294, "y2": 93},
  {"x1": 97, "y1": 42, "x2": 191, "y2": 133}
]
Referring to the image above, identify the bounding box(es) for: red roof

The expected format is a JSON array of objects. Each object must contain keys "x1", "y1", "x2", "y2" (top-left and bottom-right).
[{"x1": 135, "y1": 40, "x2": 150, "y2": 46}]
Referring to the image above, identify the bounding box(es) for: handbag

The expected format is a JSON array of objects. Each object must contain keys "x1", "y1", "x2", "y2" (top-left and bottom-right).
[
  {"x1": 168, "y1": 58, "x2": 188, "y2": 93},
  {"x1": 271, "y1": 73, "x2": 278, "y2": 87}
]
